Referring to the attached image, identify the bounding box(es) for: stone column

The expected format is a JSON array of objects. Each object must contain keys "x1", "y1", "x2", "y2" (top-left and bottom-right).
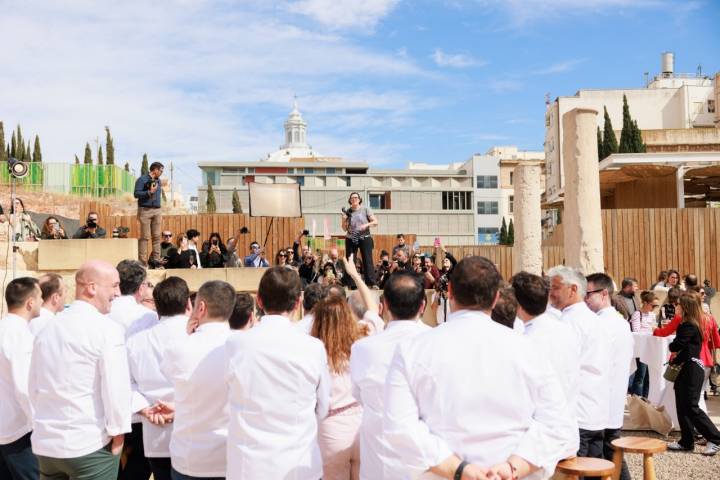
[
  {"x1": 562, "y1": 108, "x2": 604, "y2": 274},
  {"x1": 512, "y1": 162, "x2": 543, "y2": 275}
]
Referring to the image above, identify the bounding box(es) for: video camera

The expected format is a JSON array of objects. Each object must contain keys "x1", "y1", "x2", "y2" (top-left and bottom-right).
[
  {"x1": 112, "y1": 227, "x2": 130, "y2": 239},
  {"x1": 86, "y1": 219, "x2": 97, "y2": 229},
  {"x1": 341, "y1": 207, "x2": 353, "y2": 218}
]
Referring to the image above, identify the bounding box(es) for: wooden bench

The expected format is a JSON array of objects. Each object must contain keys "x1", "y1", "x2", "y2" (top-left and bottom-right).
[
  {"x1": 611, "y1": 437, "x2": 666, "y2": 480},
  {"x1": 556, "y1": 457, "x2": 615, "y2": 479}
]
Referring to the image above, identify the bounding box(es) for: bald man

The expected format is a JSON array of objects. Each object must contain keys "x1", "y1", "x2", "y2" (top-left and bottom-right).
[{"x1": 29, "y1": 261, "x2": 132, "y2": 480}]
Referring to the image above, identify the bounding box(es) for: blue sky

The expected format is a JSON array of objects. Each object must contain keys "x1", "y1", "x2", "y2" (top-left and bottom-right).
[{"x1": 0, "y1": 0, "x2": 718, "y2": 195}]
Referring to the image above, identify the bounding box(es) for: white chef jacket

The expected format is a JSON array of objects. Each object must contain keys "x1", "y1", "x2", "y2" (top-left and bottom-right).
[
  {"x1": 522, "y1": 312, "x2": 580, "y2": 459},
  {"x1": 560, "y1": 301, "x2": 612, "y2": 431},
  {"x1": 297, "y1": 313, "x2": 314, "y2": 334},
  {"x1": 162, "y1": 321, "x2": 230, "y2": 478},
  {"x1": 597, "y1": 306, "x2": 634, "y2": 429},
  {"x1": 383, "y1": 309, "x2": 574, "y2": 480},
  {"x1": 225, "y1": 314, "x2": 331, "y2": 480},
  {"x1": 29, "y1": 307, "x2": 54, "y2": 337},
  {"x1": 350, "y1": 319, "x2": 430, "y2": 480},
  {"x1": 127, "y1": 314, "x2": 188, "y2": 457},
  {"x1": 0, "y1": 314, "x2": 34, "y2": 445},
  {"x1": 29, "y1": 300, "x2": 131, "y2": 458},
  {"x1": 109, "y1": 295, "x2": 158, "y2": 338}
]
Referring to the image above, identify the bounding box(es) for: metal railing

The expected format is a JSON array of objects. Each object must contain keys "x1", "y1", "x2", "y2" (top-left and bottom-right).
[{"x1": 0, "y1": 163, "x2": 136, "y2": 197}]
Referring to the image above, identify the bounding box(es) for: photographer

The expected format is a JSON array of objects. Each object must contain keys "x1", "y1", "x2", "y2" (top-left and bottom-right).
[
  {"x1": 40, "y1": 216, "x2": 68, "y2": 240},
  {"x1": 243, "y1": 241, "x2": 269, "y2": 267},
  {"x1": 291, "y1": 229, "x2": 310, "y2": 264},
  {"x1": 431, "y1": 243, "x2": 457, "y2": 325},
  {"x1": 390, "y1": 248, "x2": 413, "y2": 275},
  {"x1": 419, "y1": 255, "x2": 441, "y2": 290},
  {"x1": 72, "y1": 211, "x2": 107, "y2": 239},
  {"x1": 375, "y1": 250, "x2": 392, "y2": 289},
  {"x1": 134, "y1": 161, "x2": 164, "y2": 267},
  {"x1": 341, "y1": 192, "x2": 378, "y2": 287},
  {"x1": 200, "y1": 232, "x2": 228, "y2": 268}
]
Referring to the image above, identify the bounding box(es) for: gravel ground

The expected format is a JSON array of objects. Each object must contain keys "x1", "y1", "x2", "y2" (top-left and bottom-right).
[{"x1": 623, "y1": 394, "x2": 720, "y2": 480}]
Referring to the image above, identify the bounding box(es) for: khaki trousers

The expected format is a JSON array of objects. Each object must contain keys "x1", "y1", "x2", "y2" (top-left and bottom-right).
[{"x1": 138, "y1": 207, "x2": 162, "y2": 263}]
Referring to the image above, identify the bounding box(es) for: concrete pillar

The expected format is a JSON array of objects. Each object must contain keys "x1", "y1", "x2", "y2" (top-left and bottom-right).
[
  {"x1": 562, "y1": 108, "x2": 604, "y2": 274},
  {"x1": 512, "y1": 162, "x2": 543, "y2": 275}
]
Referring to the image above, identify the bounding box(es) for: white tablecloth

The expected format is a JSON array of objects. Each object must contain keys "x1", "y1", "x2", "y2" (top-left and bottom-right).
[{"x1": 632, "y1": 333, "x2": 707, "y2": 430}]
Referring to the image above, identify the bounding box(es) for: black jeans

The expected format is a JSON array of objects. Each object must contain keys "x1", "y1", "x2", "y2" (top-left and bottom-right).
[
  {"x1": 578, "y1": 428, "x2": 604, "y2": 480},
  {"x1": 148, "y1": 457, "x2": 172, "y2": 480},
  {"x1": 603, "y1": 428, "x2": 630, "y2": 480},
  {"x1": 675, "y1": 362, "x2": 720, "y2": 448},
  {"x1": 117, "y1": 422, "x2": 151, "y2": 480},
  {"x1": 345, "y1": 236, "x2": 376, "y2": 287},
  {"x1": 0, "y1": 432, "x2": 38, "y2": 480}
]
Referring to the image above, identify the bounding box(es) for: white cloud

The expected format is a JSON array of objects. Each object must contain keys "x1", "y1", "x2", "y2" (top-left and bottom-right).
[
  {"x1": 487, "y1": 79, "x2": 524, "y2": 93},
  {"x1": 431, "y1": 49, "x2": 484, "y2": 68},
  {"x1": 0, "y1": 0, "x2": 427, "y2": 194},
  {"x1": 474, "y1": 0, "x2": 668, "y2": 24},
  {"x1": 287, "y1": 0, "x2": 399, "y2": 30},
  {"x1": 532, "y1": 58, "x2": 587, "y2": 75}
]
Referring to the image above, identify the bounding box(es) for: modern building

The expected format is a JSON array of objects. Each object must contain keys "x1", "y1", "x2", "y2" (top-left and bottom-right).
[{"x1": 545, "y1": 52, "x2": 720, "y2": 205}]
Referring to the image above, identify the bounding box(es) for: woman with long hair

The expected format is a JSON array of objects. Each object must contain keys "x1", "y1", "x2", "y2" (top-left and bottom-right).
[
  {"x1": 200, "y1": 232, "x2": 227, "y2": 268},
  {"x1": 40, "y1": 216, "x2": 68, "y2": 240},
  {"x1": 311, "y1": 296, "x2": 368, "y2": 479},
  {"x1": 667, "y1": 292, "x2": 720, "y2": 454},
  {"x1": 9, "y1": 197, "x2": 41, "y2": 241},
  {"x1": 629, "y1": 291, "x2": 659, "y2": 398},
  {"x1": 166, "y1": 233, "x2": 198, "y2": 269}
]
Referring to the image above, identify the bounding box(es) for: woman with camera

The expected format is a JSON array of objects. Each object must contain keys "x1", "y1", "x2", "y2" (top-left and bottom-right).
[
  {"x1": 341, "y1": 192, "x2": 378, "y2": 288},
  {"x1": 200, "y1": 232, "x2": 227, "y2": 268},
  {"x1": 9, "y1": 197, "x2": 41, "y2": 241},
  {"x1": 666, "y1": 291, "x2": 720, "y2": 455},
  {"x1": 40, "y1": 216, "x2": 68, "y2": 240}
]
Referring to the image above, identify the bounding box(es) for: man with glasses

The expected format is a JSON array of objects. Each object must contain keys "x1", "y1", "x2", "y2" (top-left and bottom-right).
[
  {"x1": 244, "y1": 241, "x2": 269, "y2": 268},
  {"x1": 72, "y1": 211, "x2": 107, "y2": 239},
  {"x1": 134, "y1": 162, "x2": 165, "y2": 268},
  {"x1": 160, "y1": 232, "x2": 174, "y2": 259},
  {"x1": 585, "y1": 273, "x2": 634, "y2": 480},
  {"x1": 548, "y1": 265, "x2": 612, "y2": 464}
]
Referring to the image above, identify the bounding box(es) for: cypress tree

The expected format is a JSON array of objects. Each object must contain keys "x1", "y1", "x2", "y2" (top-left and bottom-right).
[
  {"x1": 84, "y1": 142, "x2": 92, "y2": 164},
  {"x1": 206, "y1": 183, "x2": 217, "y2": 213},
  {"x1": 508, "y1": 219, "x2": 515, "y2": 246},
  {"x1": 105, "y1": 127, "x2": 115, "y2": 165},
  {"x1": 231, "y1": 188, "x2": 242, "y2": 213},
  {"x1": 16, "y1": 126, "x2": 24, "y2": 159},
  {"x1": 0, "y1": 121, "x2": 5, "y2": 162},
  {"x1": 33, "y1": 135, "x2": 42, "y2": 162},
  {"x1": 141, "y1": 154, "x2": 149, "y2": 175},
  {"x1": 632, "y1": 120, "x2": 646, "y2": 153},
  {"x1": 97, "y1": 145, "x2": 104, "y2": 165},
  {"x1": 601, "y1": 106, "x2": 618, "y2": 160},
  {"x1": 619, "y1": 94, "x2": 634, "y2": 153},
  {"x1": 124, "y1": 162, "x2": 130, "y2": 172},
  {"x1": 499, "y1": 217, "x2": 508, "y2": 245},
  {"x1": 26, "y1": 141, "x2": 31, "y2": 162},
  {"x1": 597, "y1": 127, "x2": 603, "y2": 161},
  {"x1": 10, "y1": 131, "x2": 16, "y2": 158},
  {"x1": 74, "y1": 154, "x2": 80, "y2": 164}
]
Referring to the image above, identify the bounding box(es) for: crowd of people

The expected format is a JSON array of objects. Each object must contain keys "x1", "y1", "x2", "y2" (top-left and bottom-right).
[{"x1": 2, "y1": 253, "x2": 719, "y2": 480}]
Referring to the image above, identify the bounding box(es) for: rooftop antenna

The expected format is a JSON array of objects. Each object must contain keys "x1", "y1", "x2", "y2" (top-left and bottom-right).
[
  {"x1": 643, "y1": 72, "x2": 649, "y2": 87},
  {"x1": 697, "y1": 64, "x2": 702, "y2": 77},
  {"x1": 544, "y1": 93, "x2": 551, "y2": 106}
]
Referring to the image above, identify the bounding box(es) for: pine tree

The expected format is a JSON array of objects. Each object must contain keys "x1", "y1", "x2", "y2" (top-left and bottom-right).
[
  {"x1": 597, "y1": 127, "x2": 603, "y2": 162},
  {"x1": 231, "y1": 188, "x2": 242, "y2": 213},
  {"x1": 499, "y1": 217, "x2": 508, "y2": 245},
  {"x1": 33, "y1": 135, "x2": 42, "y2": 162},
  {"x1": 124, "y1": 162, "x2": 130, "y2": 172},
  {"x1": 619, "y1": 94, "x2": 634, "y2": 153},
  {"x1": 97, "y1": 145, "x2": 104, "y2": 165},
  {"x1": 10, "y1": 131, "x2": 16, "y2": 158},
  {"x1": 105, "y1": 126, "x2": 115, "y2": 165},
  {"x1": 507, "y1": 219, "x2": 515, "y2": 246},
  {"x1": 206, "y1": 183, "x2": 217, "y2": 213},
  {"x1": 141, "y1": 154, "x2": 149, "y2": 175},
  {"x1": 0, "y1": 121, "x2": 6, "y2": 162},
  {"x1": 84, "y1": 142, "x2": 92, "y2": 164},
  {"x1": 601, "y1": 106, "x2": 618, "y2": 160},
  {"x1": 74, "y1": 154, "x2": 80, "y2": 164}
]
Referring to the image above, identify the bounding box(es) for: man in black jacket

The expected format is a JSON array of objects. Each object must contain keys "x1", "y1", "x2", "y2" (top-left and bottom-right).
[{"x1": 72, "y1": 211, "x2": 107, "y2": 239}]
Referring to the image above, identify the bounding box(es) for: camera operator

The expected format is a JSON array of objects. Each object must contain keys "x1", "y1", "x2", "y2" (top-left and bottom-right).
[
  {"x1": 390, "y1": 248, "x2": 413, "y2": 274},
  {"x1": 291, "y1": 229, "x2": 310, "y2": 265},
  {"x1": 341, "y1": 192, "x2": 378, "y2": 287},
  {"x1": 431, "y1": 243, "x2": 457, "y2": 325},
  {"x1": 72, "y1": 211, "x2": 106, "y2": 239},
  {"x1": 243, "y1": 241, "x2": 270, "y2": 267},
  {"x1": 375, "y1": 250, "x2": 392, "y2": 289},
  {"x1": 419, "y1": 255, "x2": 441, "y2": 290},
  {"x1": 201, "y1": 232, "x2": 228, "y2": 268},
  {"x1": 134, "y1": 161, "x2": 164, "y2": 267}
]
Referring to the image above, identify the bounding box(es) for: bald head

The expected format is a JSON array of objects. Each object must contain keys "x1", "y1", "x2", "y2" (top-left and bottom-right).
[{"x1": 75, "y1": 260, "x2": 121, "y2": 314}]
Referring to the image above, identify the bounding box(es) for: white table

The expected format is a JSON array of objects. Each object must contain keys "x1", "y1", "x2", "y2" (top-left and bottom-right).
[{"x1": 632, "y1": 333, "x2": 707, "y2": 430}]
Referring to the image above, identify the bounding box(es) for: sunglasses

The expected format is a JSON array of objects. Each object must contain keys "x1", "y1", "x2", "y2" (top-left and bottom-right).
[{"x1": 163, "y1": 233, "x2": 172, "y2": 237}]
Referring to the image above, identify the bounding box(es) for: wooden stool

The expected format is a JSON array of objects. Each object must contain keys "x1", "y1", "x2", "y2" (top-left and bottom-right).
[
  {"x1": 556, "y1": 457, "x2": 615, "y2": 480},
  {"x1": 611, "y1": 437, "x2": 666, "y2": 480}
]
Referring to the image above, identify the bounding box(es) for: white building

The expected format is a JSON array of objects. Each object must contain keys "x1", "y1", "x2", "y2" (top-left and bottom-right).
[{"x1": 545, "y1": 52, "x2": 719, "y2": 204}]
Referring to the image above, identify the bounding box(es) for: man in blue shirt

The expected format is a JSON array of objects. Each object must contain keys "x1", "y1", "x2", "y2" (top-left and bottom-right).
[{"x1": 134, "y1": 162, "x2": 164, "y2": 268}]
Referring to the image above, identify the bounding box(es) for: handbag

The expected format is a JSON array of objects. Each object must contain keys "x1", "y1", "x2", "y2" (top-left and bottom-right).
[{"x1": 663, "y1": 362, "x2": 683, "y2": 382}]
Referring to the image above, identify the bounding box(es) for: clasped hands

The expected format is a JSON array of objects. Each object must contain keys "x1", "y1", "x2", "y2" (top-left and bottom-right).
[
  {"x1": 139, "y1": 400, "x2": 175, "y2": 425},
  {"x1": 457, "y1": 462, "x2": 516, "y2": 480}
]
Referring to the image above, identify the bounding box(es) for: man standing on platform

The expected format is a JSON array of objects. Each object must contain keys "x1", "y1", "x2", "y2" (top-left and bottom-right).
[
  {"x1": 548, "y1": 265, "x2": 612, "y2": 462},
  {"x1": 585, "y1": 273, "x2": 634, "y2": 480},
  {"x1": 135, "y1": 162, "x2": 164, "y2": 268}
]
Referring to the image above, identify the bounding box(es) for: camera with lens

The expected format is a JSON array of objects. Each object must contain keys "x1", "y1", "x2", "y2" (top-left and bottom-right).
[
  {"x1": 86, "y1": 219, "x2": 97, "y2": 229},
  {"x1": 302, "y1": 229, "x2": 310, "y2": 236},
  {"x1": 239, "y1": 226, "x2": 249, "y2": 234},
  {"x1": 341, "y1": 207, "x2": 353, "y2": 218},
  {"x1": 211, "y1": 238, "x2": 218, "y2": 246},
  {"x1": 112, "y1": 226, "x2": 130, "y2": 239},
  {"x1": 382, "y1": 259, "x2": 390, "y2": 267}
]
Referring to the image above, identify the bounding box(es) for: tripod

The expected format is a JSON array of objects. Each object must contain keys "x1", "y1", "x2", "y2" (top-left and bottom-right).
[{"x1": 10, "y1": 175, "x2": 18, "y2": 280}]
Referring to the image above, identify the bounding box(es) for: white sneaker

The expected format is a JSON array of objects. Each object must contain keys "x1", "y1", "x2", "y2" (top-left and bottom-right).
[
  {"x1": 702, "y1": 442, "x2": 720, "y2": 456},
  {"x1": 667, "y1": 441, "x2": 692, "y2": 451}
]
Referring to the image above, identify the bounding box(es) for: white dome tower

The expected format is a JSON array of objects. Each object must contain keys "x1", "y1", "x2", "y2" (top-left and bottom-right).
[{"x1": 281, "y1": 97, "x2": 309, "y2": 149}]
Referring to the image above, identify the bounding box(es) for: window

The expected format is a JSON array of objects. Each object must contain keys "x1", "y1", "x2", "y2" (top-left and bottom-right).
[
  {"x1": 296, "y1": 176, "x2": 304, "y2": 186},
  {"x1": 203, "y1": 169, "x2": 219, "y2": 186},
  {"x1": 476, "y1": 175, "x2": 498, "y2": 189},
  {"x1": 477, "y1": 228, "x2": 499, "y2": 245},
  {"x1": 442, "y1": 191, "x2": 472, "y2": 210},
  {"x1": 477, "y1": 201, "x2": 499, "y2": 215},
  {"x1": 509, "y1": 195, "x2": 514, "y2": 213},
  {"x1": 340, "y1": 176, "x2": 351, "y2": 187},
  {"x1": 369, "y1": 192, "x2": 391, "y2": 210},
  {"x1": 709, "y1": 100, "x2": 716, "y2": 114},
  {"x1": 304, "y1": 167, "x2": 315, "y2": 174},
  {"x1": 326, "y1": 167, "x2": 336, "y2": 174},
  {"x1": 509, "y1": 172, "x2": 514, "y2": 185}
]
